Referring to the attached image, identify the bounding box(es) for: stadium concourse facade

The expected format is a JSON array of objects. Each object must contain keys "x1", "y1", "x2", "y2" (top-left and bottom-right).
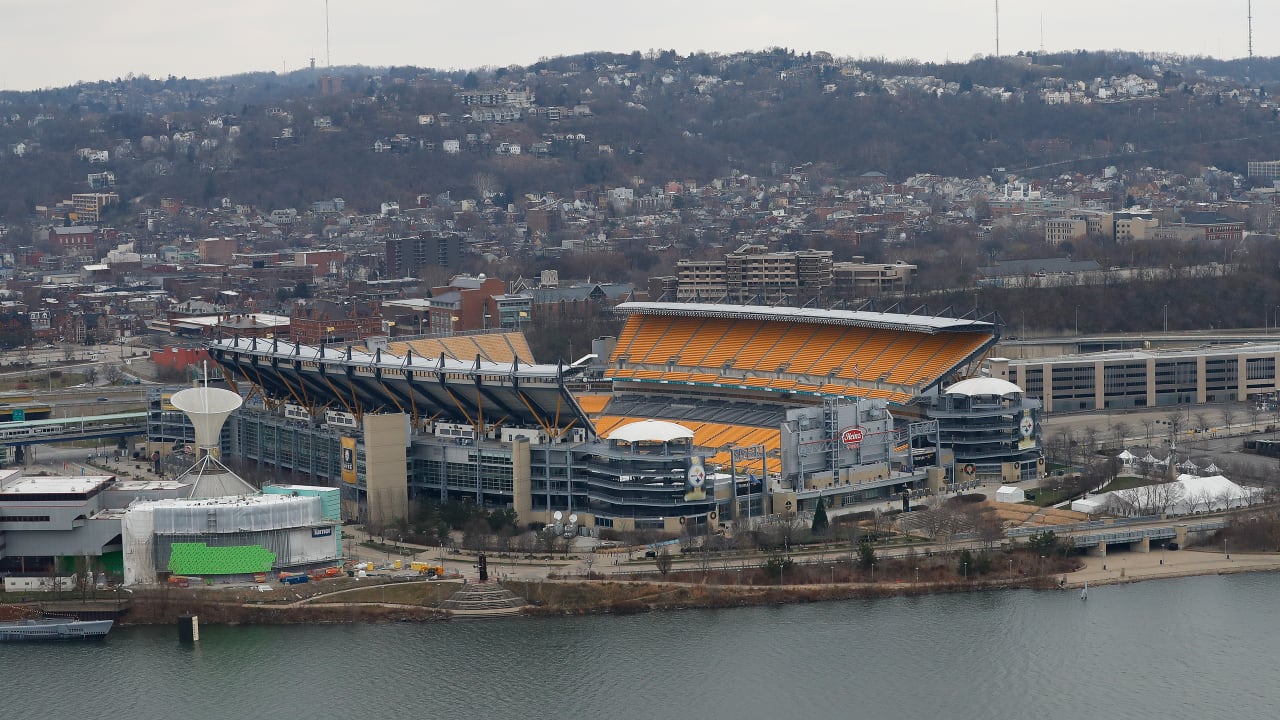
[{"x1": 207, "y1": 301, "x2": 1039, "y2": 533}]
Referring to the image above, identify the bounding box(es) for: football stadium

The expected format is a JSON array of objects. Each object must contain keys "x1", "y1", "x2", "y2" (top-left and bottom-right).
[{"x1": 208, "y1": 301, "x2": 1009, "y2": 533}]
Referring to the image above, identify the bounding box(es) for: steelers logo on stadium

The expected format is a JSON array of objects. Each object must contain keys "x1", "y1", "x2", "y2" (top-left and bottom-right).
[{"x1": 1019, "y1": 416, "x2": 1034, "y2": 439}]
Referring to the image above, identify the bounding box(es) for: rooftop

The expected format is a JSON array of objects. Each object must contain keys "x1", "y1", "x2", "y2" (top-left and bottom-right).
[
  {"x1": 1009, "y1": 341, "x2": 1280, "y2": 365},
  {"x1": 111, "y1": 480, "x2": 189, "y2": 491},
  {"x1": 616, "y1": 301, "x2": 994, "y2": 334},
  {"x1": 139, "y1": 492, "x2": 306, "y2": 510},
  {"x1": 0, "y1": 475, "x2": 115, "y2": 495}
]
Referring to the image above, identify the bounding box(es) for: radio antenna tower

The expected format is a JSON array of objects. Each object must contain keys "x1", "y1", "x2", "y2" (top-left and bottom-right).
[
  {"x1": 325, "y1": 0, "x2": 332, "y2": 67},
  {"x1": 1247, "y1": 0, "x2": 1253, "y2": 83},
  {"x1": 995, "y1": 0, "x2": 1001, "y2": 58}
]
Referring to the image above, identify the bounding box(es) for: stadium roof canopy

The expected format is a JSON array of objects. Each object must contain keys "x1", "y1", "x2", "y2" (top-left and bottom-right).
[
  {"x1": 607, "y1": 419, "x2": 694, "y2": 444},
  {"x1": 944, "y1": 378, "x2": 1024, "y2": 397},
  {"x1": 615, "y1": 302, "x2": 995, "y2": 334},
  {"x1": 208, "y1": 336, "x2": 592, "y2": 438}
]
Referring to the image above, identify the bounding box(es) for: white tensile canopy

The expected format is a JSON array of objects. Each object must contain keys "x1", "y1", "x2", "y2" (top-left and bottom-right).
[
  {"x1": 995, "y1": 485, "x2": 1026, "y2": 503},
  {"x1": 1074, "y1": 474, "x2": 1262, "y2": 517},
  {"x1": 1071, "y1": 496, "x2": 1105, "y2": 514}
]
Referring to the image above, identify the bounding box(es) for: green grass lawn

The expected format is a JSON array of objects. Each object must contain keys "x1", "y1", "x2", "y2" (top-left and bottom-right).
[
  {"x1": 1099, "y1": 475, "x2": 1156, "y2": 493},
  {"x1": 1023, "y1": 487, "x2": 1075, "y2": 507}
]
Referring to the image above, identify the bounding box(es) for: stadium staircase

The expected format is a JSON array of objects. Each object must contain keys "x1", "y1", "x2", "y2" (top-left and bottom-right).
[{"x1": 439, "y1": 583, "x2": 527, "y2": 617}]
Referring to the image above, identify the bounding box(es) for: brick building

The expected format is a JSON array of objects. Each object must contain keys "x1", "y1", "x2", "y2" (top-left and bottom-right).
[{"x1": 290, "y1": 300, "x2": 383, "y2": 344}]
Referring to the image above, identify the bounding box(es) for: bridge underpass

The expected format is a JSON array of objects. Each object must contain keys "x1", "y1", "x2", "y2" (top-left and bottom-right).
[{"x1": 1009, "y1": 519, "x2": 1229, "y2": 556}]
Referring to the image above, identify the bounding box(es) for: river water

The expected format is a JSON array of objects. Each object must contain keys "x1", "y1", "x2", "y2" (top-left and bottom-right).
[{"x1": 2, "y1": 573, "x2": 1274, "y2": 720}]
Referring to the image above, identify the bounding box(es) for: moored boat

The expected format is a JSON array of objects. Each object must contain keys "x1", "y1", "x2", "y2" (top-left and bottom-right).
[{"x1": 0, "y1": 617, "x2": 113, "y2": 642}]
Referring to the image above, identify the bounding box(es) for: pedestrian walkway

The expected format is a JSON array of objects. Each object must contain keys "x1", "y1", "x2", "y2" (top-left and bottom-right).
[{"x1": 1065, "y1": 549, "x2": 1280, "y2": 588}]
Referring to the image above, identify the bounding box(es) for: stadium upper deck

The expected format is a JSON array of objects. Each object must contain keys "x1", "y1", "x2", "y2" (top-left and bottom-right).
[
  {"x1": 209, "y1": 335, "x2": 591, "y2": 438},
  {"x1": 386, "y1": 332, "x2": 534, "y2": 364},
  {"x1": 607, "y1": 302, "x2": 997, "y2": 405}
]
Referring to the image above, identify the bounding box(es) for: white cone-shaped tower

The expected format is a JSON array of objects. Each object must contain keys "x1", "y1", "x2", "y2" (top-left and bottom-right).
[
  {"x1": 170, "y1": 386, "x2": 242, "y2": 457},
  {"x1": 168, "y1": 385, "x2": 256, "y2": 498}
]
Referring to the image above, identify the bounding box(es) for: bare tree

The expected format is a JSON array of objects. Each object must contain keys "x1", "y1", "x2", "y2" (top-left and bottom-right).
[
  {"x1": 1082, "y1": 426, "x2": 1100, "y2": 456},
  {"x1": 1109, "y1": 480, "x2": 1185, "y2": 517},
  {"x1": 471, "y1": 172, "x2": 500, "y2": 201},
  {"x1": 917, "y1": 497, "x2": 963, "y2": 554},
  {"x1": 461, "y1": 518, "x2": 493, "y2": 552},
  {"x1": 1141, "y1": 418, "x2": 1155, "y2": 444},
  {"x1": 102, "y1": 363, "x2": 124, "y2": 385},
  {"x1": 1193, "y1": 411, "x2": 1212, "y2": 433},
  {"x1": 1165, "y1": 411, "x2": 1186, "y2": 438},
  {"x1": 1184, "y1": 488, "x2": 1215, "y2": 515},
  {"x1": 958, "y1": 503, "x2": 1004, "y2": 552},
  {"x1": 654, "y1": 549, "x2": 673, "y2": 576},
  {"x1": 867, "y1": 509, "x2": 888, "y2": 541},
  {"x1": 1052, "y1": 430, "x2": 1072, "y2": 464},
  {"x1": 1220, "y1": 407, "x2": 1237, "y2": 430},
  {"x1": 1112, "y1": 421, "x2": 1131, "y2": 448}
]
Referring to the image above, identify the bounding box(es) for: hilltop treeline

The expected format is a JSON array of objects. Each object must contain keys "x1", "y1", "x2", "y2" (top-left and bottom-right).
[{"x1": 4, "y1": 49, "x2": 1280, "y2": 217}]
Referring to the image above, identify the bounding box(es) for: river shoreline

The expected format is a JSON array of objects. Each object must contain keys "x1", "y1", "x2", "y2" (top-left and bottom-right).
[
  {"x1": 57, "y1": 548, "x2": 1269, "y2": 625},
  {"x1": 1058, "y1": 548, "x2": 1280, "y2": 588}
]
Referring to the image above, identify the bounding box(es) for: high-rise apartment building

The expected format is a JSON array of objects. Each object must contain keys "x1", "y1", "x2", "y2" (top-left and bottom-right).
[{"x1": 385, "y1": 233, "x2": 461, "y2": 278}]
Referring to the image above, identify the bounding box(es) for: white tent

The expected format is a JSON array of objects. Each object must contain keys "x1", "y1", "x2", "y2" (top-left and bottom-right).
[
  {"x1": 1076, "y1": 474, "x2": 1262, "y2": 518},
  {"x1": 1142, "y1": 453, "x2": 1159, "y2": 464},
  {"x1": 995, "y1": 485, "x2": 1026, "y2": 504},
  {"x1": 1071, "y1": 496, "x2": 1105, "y2": 515},
  {"x1": 1117, "y1": 449, "x2": 1136, "y2": 467},
  {"x1": 1204, "y1": 462, "x2": 1222, "y2": 474},
  {"x1": 1179, "y1": 459, "x2": 1199, "y2": 474}
]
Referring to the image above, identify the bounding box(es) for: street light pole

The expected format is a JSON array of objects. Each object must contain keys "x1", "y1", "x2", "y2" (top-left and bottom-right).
[
  {"x1": 1163, "y1": 304, "x2": 1168, "y2": 333},
  {"x1": 1074, "y1": 305, "x2": 1079, "y2": 336}
]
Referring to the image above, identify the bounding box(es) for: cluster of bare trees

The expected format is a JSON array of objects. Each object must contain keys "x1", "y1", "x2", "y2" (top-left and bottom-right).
[
  {"x1": 909, "y1": 496, "x2": 1005, "y2": 554},
  {"x1": 1226, "y1": 510, "x2": 1280, "y2": 551}
]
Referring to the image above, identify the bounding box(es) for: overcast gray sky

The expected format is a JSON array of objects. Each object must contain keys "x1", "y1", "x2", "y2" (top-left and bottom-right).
[{"x1": 0, "y1": 1, "x2": 1270, "y2": 91}]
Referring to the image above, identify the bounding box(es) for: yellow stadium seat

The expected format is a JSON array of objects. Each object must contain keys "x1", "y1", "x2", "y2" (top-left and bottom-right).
[
  {"x1": 702, "y1": 321, "x2": 762, "y2": 368},
  {"x1": 731, "y1": 323, "x2": 788, "y2": 369}
]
